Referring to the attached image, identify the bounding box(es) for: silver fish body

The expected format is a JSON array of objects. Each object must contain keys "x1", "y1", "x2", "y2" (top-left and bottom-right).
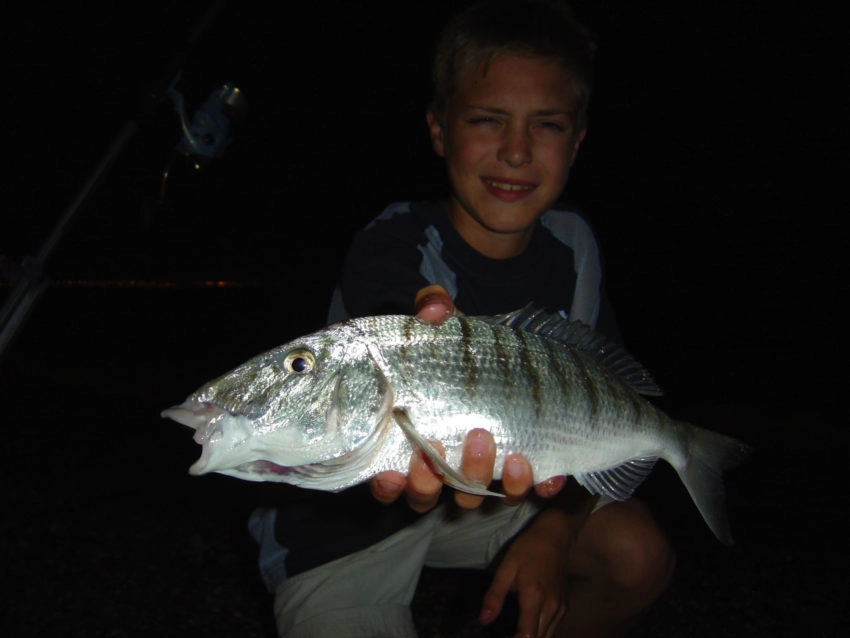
[{"x1": 163, "y1": 310, "x2": 750, "y2": 543}]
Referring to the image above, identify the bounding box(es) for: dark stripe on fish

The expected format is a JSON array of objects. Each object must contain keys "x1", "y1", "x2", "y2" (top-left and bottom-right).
[
  {"x1": 623, "y1": 378, "x2": 648, "y2": 423},
  {"x1": 402, "y1": 315, "x2": 416, "y2": 343},
  {"x1": 492, "y1": 324, "x2": 514, "y2": 390},
  {"x1": 570, "y1": 349, "x2": 600, "y2": 423},
  {"x1": 542, "y1": 338, "x2": 574, "y2": 402},
  {"x1": 459, "y1": 318, "x2": 479, "y2": 395},
  {"x1": 400, "y1": 315, "x2": 417, "y2": 370},
  {"x1": 517, "y1": 330, "x2": 543, "y2": 419}
]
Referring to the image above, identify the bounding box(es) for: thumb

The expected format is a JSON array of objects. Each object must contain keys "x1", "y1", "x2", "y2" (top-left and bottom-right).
[{"x1": 414, "y1": 285, "x2": 459, "y2": 324}]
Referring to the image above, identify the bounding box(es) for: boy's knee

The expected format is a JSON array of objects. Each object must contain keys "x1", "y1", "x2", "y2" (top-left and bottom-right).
[
  {"x1": 611, "y1": 522, "x2": 675, "y2": 595},
  {"x1": 597, "y1": 506, "x2": 676, "y2": 603},
  {"x1": 583, "y1": 500, "x2": 676, "y2": 598}
]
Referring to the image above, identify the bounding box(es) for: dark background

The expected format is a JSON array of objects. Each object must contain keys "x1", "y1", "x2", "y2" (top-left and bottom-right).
[{"x1": 2, "y1": 1, "x2": 847, "y2": 636}]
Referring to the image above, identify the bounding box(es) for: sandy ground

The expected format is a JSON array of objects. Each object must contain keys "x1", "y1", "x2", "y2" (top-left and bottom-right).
[{"x1": 2, "y1": 287, "x2": 847, "y2": 637}]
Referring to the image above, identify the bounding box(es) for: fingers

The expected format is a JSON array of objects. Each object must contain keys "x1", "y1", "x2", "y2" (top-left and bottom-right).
[
  {"x1": 369, "y1": 471, "x2": 407, "y2": 504},
  {"x1": 515, "y1": 581, "x2": 568, "y2": 638},
  {"x1": 455, "y1": 428, "x2": 497, "y2": 509},
  {"x1": 377, "y1": 286, "x2": 454, "y2": 512},
  {"x1": 501, "y1": 454, "x2": 534, "y2": 506},
  {"x1": 534, "y1": 475, "x2": 567, "y2": 499},
  {"x1": 498, "y1": 455, "x2": 565, "y2": 506},
  {"x1": 414, "y1": 285, "x2": 459, "y2": 324},
  {"x1": 478, "y1": 561, "x2": 513, "y2": 628},
  {"x1": 405, "y1": 439, "x2": 447, "y2": 513},
  {"x1": 515, "y1": 582, "x2": 546, "y2": 638}
]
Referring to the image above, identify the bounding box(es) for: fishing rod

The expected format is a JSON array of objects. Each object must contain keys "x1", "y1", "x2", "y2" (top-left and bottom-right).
[{"x1": 0, "y1": 0, "x2": 245, "y2": 365}]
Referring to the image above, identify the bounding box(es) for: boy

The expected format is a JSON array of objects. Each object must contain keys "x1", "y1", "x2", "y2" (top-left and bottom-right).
[{"x1": 256, "y1": 2, "x2": 675, "y2": 636}]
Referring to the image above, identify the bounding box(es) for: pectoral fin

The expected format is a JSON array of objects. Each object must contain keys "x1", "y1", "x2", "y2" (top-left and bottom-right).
[{"x1": 392, "y1": 408, "x2": 503, "y2": 498}]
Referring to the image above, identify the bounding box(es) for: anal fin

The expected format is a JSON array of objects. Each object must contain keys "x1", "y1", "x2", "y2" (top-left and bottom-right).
[{"x1": 574, "y1": 458, "x2": 658, "y2": 501}]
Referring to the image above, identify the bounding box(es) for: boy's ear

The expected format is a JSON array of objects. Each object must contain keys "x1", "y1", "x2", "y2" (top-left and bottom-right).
[
  {"x1": 426, "y1": 109, "x2": 446, "y2": 157},
  {"x1": 574, "y1": 128, "x2": 587, "y2": 152}
]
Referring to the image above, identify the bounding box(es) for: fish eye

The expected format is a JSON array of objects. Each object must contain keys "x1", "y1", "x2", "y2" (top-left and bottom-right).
[{"x1": 284, "y1": 349, "x2": 315, "y2": 374}]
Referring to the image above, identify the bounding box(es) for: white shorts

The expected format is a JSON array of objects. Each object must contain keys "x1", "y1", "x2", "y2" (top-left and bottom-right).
[{"x1": 273, "y1": 498, "x2": 542, "y2": 638}]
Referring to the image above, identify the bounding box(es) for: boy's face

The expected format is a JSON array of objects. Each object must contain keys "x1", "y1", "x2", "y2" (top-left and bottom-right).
[{"x1": 427, "y1": 55, "x2": 585, "y2": 258}]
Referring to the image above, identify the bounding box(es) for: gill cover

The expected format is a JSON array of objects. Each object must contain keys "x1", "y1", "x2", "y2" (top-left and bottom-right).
[{"x1": 323, "y1": 342, "x2": 395, "y2": 459}]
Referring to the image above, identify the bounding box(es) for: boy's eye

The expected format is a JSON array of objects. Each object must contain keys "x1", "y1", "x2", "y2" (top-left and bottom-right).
[
  {"x1": 537, "y1": 121, "x2": 566, "y2": 132},
  {"x1": 468, "y1": 116, "x2": 500, "y2": 126}
]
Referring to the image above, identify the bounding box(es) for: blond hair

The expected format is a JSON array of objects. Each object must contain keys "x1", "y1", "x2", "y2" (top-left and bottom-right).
[{"x1": 431, "y1": 0, "x2": 597, "y2": 130}]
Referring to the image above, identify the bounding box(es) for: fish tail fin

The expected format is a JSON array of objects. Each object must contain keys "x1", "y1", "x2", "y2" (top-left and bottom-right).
[{"x1": 677, "y1": 424, "x2": 752, "y2": 544}]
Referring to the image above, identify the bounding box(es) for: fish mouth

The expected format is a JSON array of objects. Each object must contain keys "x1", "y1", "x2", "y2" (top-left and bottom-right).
[
  {"x1": 161, "y1": 401, "x2": 222, "y2": 431},
  {"x1": 161, "y1": 394, "x2": 385, "y2": 488},
  {"x1": 162, "y1": 399, "x2": 246, "y2": 442},
  {"x1": 209, "y1": 459, "x2": 336, "y2": 484},
  {"x1": 234, "y1": 460, "x2": 295, "y2": 477},
  {"x1": 161, "y1": 402, "x2": 225, "y2": 450},
  {"x1": 162, "y1": 400, "x2": 257, "y2": 475},
  {"x1": 163, "y1": 401, "x2": 316, "y2": 481}
]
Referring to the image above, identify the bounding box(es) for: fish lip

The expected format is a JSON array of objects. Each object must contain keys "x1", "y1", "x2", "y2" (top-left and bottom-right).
[
  {"x1": 161, "y1": 400, "x2": 224, "y2": 430},
  {"x1": 190, "y1": 457, "x2": 283, "y2": 479},
  {"x1": 161, "y1": 400, "x2": 233, "y2": 448},
  {"x1": 236, "y1": 460, "x2": 297, "y2": 477}
]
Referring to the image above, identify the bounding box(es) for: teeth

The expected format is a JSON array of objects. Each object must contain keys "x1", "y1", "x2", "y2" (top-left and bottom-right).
[{"x1": 486, "y1": 180, "x2": 533, "y2": 192}]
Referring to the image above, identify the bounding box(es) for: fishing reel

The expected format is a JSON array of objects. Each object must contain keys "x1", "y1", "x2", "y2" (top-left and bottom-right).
[{"x1": 159, "y1": 75, "x2": 247, "y2": 199}]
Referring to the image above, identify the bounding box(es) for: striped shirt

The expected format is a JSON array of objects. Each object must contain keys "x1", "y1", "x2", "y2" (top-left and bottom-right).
[{"x1": 327, "y1": 200, "x2": 618, "y2": 339}]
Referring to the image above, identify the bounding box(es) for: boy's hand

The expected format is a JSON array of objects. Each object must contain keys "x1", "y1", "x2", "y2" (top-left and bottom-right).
[
  {"x1": 479, "y1": 507, "x2": 573, "y2": 638},
  {"x1": 368, "y1": 285, "x2": 566, "y2": 511}
]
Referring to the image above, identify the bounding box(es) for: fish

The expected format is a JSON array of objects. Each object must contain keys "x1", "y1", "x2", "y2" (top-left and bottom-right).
[{"x1": 162, "y1": 307, "x2": 751, "y2": 543}]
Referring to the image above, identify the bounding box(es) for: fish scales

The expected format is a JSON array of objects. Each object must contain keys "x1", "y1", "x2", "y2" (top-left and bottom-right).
[
  {"x1": 374, "y1": 316, "x2": 595, "y2": 467},
  {"x1": 376, "y1": 316, "x2": 649, "y2": 470},
  {"x1": 163, "y1": 309, "x2": 751, "y2": 543}
]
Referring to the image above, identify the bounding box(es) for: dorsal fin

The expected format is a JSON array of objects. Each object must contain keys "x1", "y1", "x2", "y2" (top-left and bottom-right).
[{"x1": 476, "y1": 306, "x2": 664, "y2": 397}]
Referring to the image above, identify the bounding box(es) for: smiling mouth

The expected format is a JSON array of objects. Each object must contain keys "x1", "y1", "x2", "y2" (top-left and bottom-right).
[{"x1": 482, "y1": 178, "x2": 536, "y2": 192}]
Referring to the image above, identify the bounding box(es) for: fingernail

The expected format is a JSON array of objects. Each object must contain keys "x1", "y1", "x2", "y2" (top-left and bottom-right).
[
  {"x1": 502, "y1": 455, "x2": 523, "y2": 478},
  {"x1": 418, "y1": 295, "x2": 453, "y2": 315},
  {"x1": 418, "y1": 294, "x2": 444, "y2": 308},
  {"x1": 466, "y1": 430, "x2": 490, "y2": 458},
  {"x1": 478, "y1": 608, "x2": 495, "y2": 625},
  {"x1": 540, "y1": 475, "x2": 566, "y2": 497},
  {"x1": 375, "y1": 480, "x2": 399, "y2": 497}
]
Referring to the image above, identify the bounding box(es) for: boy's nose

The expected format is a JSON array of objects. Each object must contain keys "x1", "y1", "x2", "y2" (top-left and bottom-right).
[{"x1": 497, "y1": 127, "x2": 532, "y2": 168}]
